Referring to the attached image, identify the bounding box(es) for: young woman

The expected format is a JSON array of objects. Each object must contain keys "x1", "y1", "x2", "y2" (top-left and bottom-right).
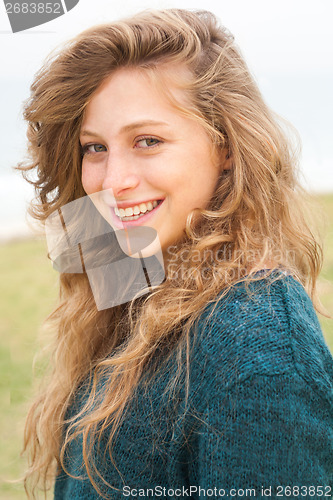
[{"x1": 20, "y1": 8, "x2": 333, "y2": 499}]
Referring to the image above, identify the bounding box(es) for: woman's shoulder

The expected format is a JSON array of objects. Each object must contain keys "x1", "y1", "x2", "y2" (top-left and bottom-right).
[{"x1": 191, "y1": 269, "x2": 333, "y2": 396}]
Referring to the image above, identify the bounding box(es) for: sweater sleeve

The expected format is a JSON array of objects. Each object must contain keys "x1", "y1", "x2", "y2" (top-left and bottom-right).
[
  {"x1": 186, "y1": 275, "x2": 333, "y2": 499},
  {"x1": 188, "y1": 370, "x2": 333, "y2": 499}
]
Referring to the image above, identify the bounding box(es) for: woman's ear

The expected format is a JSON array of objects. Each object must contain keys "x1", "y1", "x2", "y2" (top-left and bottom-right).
[{"x1": 220, "y1": 148, "x2": 233, "y2": 171}]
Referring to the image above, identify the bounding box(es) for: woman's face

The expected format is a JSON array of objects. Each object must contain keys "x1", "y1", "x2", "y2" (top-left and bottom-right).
[{"x1": 80, "y1": 65, "x2": 223, "y2": 260}]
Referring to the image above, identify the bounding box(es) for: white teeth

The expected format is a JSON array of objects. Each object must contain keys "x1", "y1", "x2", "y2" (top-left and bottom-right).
[
  {"x1": 121, "y1": 214, "x2": 142, "y2": 221},
  {"x1": 114, "y1": 200, "x2": 161, "y2": 221},
  {"x1": 139, "y1": 203, "x2": 148, "y2": 213},
  {"x1": 125, "y1": 207, "x2": 133, "y2": 216}
]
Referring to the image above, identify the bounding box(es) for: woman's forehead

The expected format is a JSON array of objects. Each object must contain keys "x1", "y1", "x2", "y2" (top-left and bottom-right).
[
  {"x1": 92, "y1": 62, "x2": 193, "y2": 103},
  {"x1": 81, "y1": 63, "x2": 195, "y2": 128}
]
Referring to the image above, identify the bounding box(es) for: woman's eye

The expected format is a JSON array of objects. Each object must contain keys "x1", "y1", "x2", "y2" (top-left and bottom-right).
[
  {"x1": 135, "y1": 137, "x2": 161, "y2": 149},
  {"x1": 81, "y1": 144, "x2": 107, "y2": 155}
]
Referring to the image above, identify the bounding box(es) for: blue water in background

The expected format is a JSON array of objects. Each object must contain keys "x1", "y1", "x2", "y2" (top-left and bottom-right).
[{"x1": 0, "y1": 78, "x2": 38, "y2": 241}]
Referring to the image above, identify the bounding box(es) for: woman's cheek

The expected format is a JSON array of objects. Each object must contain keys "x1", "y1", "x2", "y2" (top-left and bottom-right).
[{"x1": 81, "y1": 165, "x2": 103, "y2": 195}]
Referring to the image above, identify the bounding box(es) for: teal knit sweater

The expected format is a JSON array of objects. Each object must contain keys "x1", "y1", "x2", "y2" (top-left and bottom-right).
[{"x1": 54, "y1": 272, "x2": 333, "y2": 499}]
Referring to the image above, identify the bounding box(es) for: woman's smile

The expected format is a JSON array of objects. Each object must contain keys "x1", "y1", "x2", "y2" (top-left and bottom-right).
[{"x1": 110, "y1": 199, "x2": 165, "y2": 228}]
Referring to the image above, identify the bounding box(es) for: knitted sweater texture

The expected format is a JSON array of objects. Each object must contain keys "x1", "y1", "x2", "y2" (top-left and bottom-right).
[{"x1": 54, "y1": 272, "x2": 333, "y2": 499}]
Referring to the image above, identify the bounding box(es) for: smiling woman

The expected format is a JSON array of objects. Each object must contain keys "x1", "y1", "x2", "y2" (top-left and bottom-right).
[{"x1": 18, "y1": 8, "x2": 333, "y2": 500}]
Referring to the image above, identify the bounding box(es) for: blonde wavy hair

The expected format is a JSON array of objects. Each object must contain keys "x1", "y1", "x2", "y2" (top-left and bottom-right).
[{"x1": 19, "y1": 8, "x2": 323, "y2": 498}]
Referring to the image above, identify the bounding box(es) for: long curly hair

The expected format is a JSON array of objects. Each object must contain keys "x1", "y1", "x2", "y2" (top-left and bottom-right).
[{"x1": 19, "y1": 8, "x2": 323, "y2": 497}]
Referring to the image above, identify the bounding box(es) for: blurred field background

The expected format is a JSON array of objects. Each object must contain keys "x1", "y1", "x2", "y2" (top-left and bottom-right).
[{"x1": 0, "y1": 194, "x2": 332, "y2": 499}]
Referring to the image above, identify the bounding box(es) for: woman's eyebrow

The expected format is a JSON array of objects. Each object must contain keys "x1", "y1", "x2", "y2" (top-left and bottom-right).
[
  {"x1": 119, "y1": 120, "x2": 170, "y2": 133},
  {"x1": 80, "y1": 120, "x2": 171, "y2": 138}
]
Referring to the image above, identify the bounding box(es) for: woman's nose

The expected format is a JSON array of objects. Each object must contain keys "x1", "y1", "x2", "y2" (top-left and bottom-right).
[{"x1": 102, "y1": 152, "x2": 140, "y2": 198}]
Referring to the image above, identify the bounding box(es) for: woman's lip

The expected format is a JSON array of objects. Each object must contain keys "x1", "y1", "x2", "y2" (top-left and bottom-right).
[{"x1": 110, "y1": 200, "x2": 164, "y2": 228}]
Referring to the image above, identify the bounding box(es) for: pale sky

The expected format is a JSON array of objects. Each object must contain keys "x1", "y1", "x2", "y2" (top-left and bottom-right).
[{"x1": 1, "y1": 0, "x2": 333, "y2": 75}]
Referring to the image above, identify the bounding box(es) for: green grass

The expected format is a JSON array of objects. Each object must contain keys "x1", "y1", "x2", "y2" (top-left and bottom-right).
[
  {"x1": 0, "y1": 195, "x2": 332, "y2": 499},
  {"x1": 315, "y1": 193, "x2": 333, "y2": 352},
  {"x1": 0, "y1": 238, "x2": 58, "y2": 500}
]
